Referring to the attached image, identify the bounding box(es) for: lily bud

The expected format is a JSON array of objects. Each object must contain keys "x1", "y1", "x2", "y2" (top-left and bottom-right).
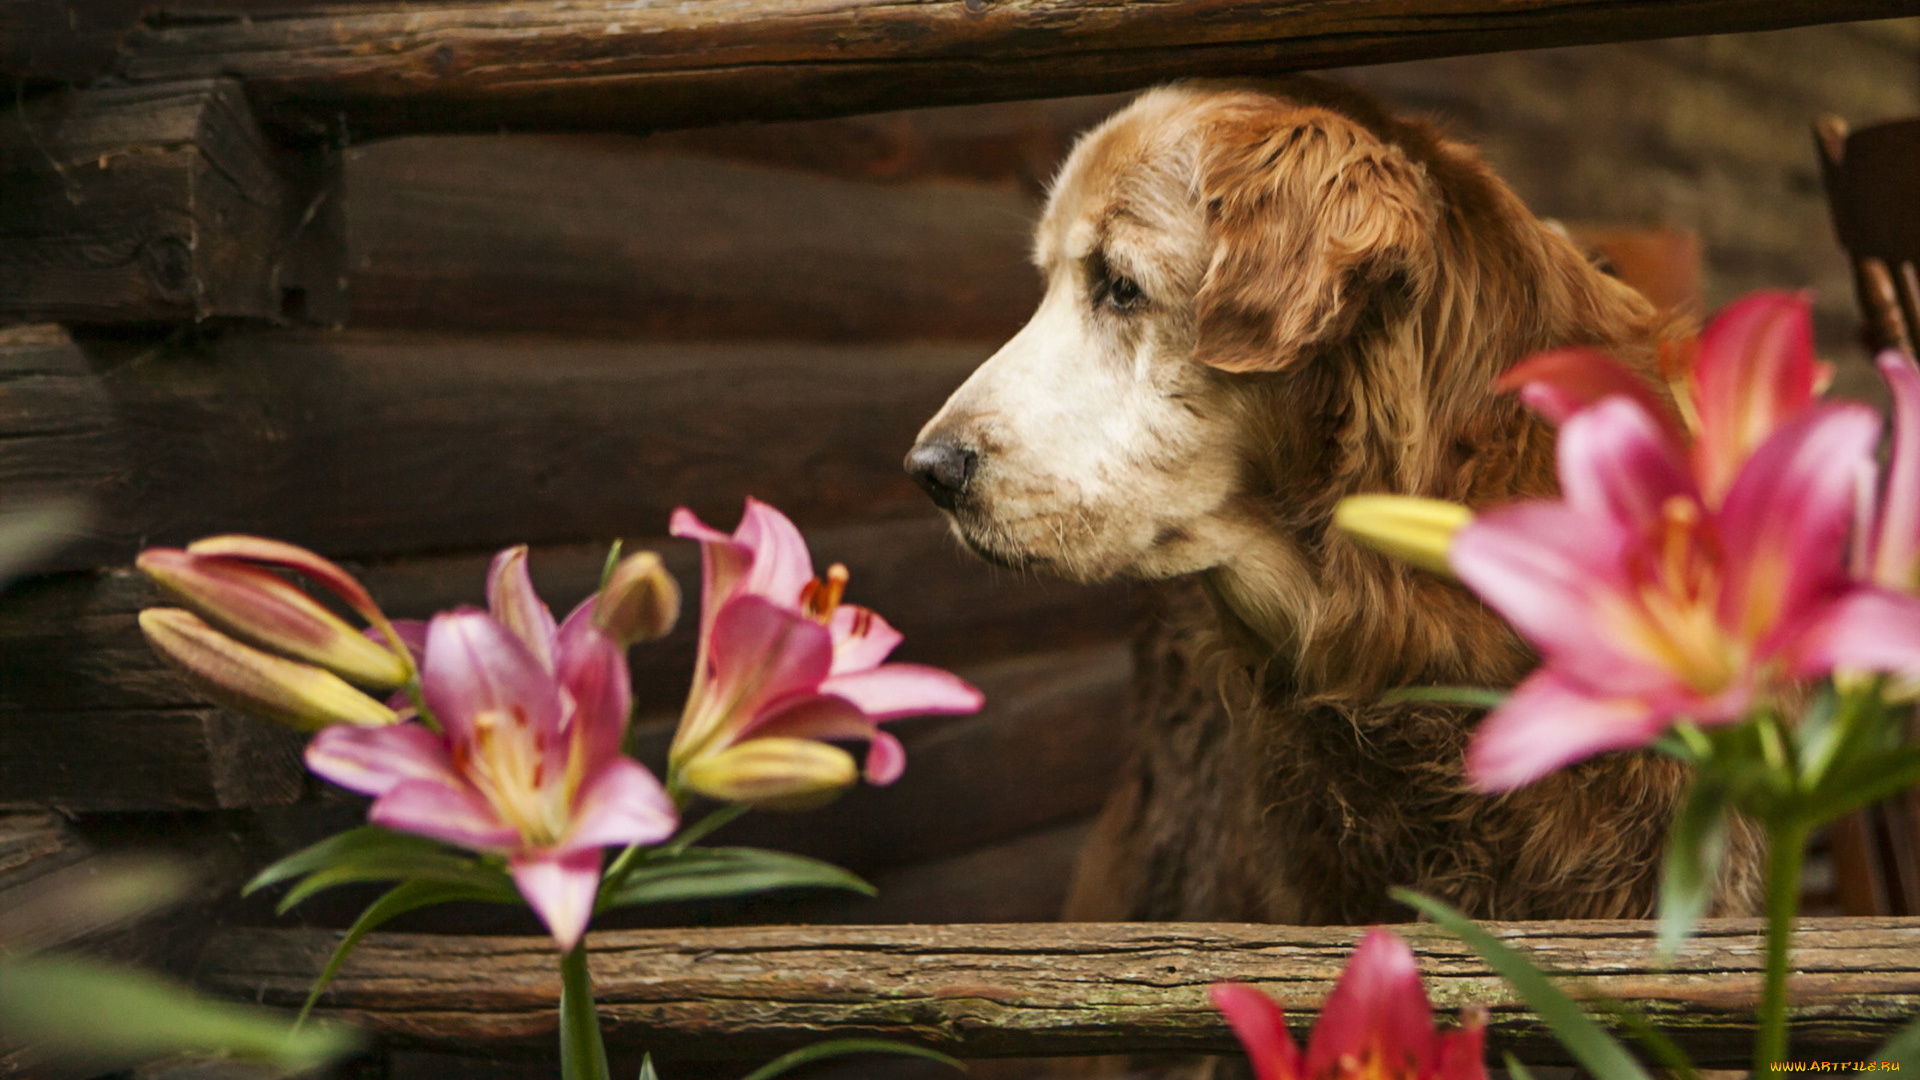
[
  {"x1": 1332, "y1": 495, "x2": 1474, "y2": 578},
  {"x1": 137, "y1": 549, "x2": 410, "y2": 690},
  {"x1": 593, "y1": 550, "x2": 680, "y2": 645},
  {"x1": 678, "y1": 738, "x2": 858, "y2": 811},
  {"x1": 139, "y1": 608, "x2": 399, "y2": 731}
]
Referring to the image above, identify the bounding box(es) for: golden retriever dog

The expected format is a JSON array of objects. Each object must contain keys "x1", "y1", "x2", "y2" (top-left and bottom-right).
[{"x1": 907, "y1": 79, "x2": 1764, "y2": 926}]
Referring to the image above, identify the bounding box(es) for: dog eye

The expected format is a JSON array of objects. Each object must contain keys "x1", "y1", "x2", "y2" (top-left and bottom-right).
[{"x1": 1103, "y1": 275, "x2": 1146, "y2": 313}]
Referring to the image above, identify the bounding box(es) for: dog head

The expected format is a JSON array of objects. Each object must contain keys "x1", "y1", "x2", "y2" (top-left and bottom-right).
[{"x1": 907, "y1": 84, "x2": 1441, "y2": 583}]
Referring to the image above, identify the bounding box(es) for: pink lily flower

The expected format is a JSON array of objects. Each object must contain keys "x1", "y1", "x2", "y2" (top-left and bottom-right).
[
  {"x1": 306, "y1": 549, "x2": 677, "y2": 950},
  {"x1": 1211, "y1": 928, "x2": 1486, "y2": 1080},
  {"x1": 667, "y1": 499, "x2": 982, "y2": 805},
  {"x1": 1453, "y1": 392, "x2": 1902, "y2": 791},
  {"x1": 1499, "y1": 291, "x2": 1830, "y2": 508}
]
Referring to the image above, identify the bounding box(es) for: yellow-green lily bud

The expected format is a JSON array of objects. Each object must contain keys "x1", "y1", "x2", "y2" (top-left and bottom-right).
[
  {"x1": 1332, "y1": 495, "x2": 1474, "y2": 578},
  {"x1": 593, "y1": 550, "x2": 680, "y2": 646},
  {"x1": 137, "y1": 548, "x2": 409, "y2": 690},
  {"x1": 139, "y1": 608, "x2": 399, "y2": 731},
  {"x1": 678, "y1": 738, "x2": 858, "y2": 811}
]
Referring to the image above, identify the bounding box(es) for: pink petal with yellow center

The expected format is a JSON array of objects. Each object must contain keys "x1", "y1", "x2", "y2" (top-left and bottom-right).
[
  {"x1": 1556, "y1": 397, "x2": 1695, "y2": 533},
  {"x1": 486, "y1": 546, "x2": 558, "y2": 671},
  {"x1": 561, "y1": 758, "x2": 678, "y2": 851},
  {"x1": 1496, "y1": 347, "x2": 1676, "y2": 431},
  {"x1": 1872, "y1": 351, "x2": 1920, "y2": 590},
  {"x1": 1209, "y1": 983, "x2": 1302, "y2": 1080},
  {"x1": 1451, "y1": 504, "x2": 1667, "y2": 694},
  {"x1": 371, "y1": 779, "x2": 519, "y2": 853},
  {"x1": 1466, "y1": 671, "x2": 1670, "y2": 792},
  {"x1": 420, "y1": 611, "x2": 564, "y2": 746},
  {"x1": 510, "y1": 848, "x2": 603, "y2": 952},
  {"x1": 1689, "y1": 291, "x2": 1825, "y2": 503},
  {"x1": 819, "y1": 664, "x2": 985, "y2": 721},
  {"x1": 1716, "y1": 404, "x2": 1878, "y2": 650},
  {"x1": 305, "y1": 723, "x2": 460, "y2": 798},
  {"x1": 705, "y1": 597, "x2": 837, "y2": 723},
  {"x1": 1305, "y1": 928, "x2": 1437, "y2": 1080},
  {"x1": 828, "y1": 604, "x2": 903, "y2": 675}
]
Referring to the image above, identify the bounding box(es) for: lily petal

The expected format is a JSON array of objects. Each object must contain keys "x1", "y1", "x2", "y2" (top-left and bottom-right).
[
  {"x1": 704, "y1": 597, "x2": 838, "y2": 724},
  {"x1": 1434, "y1": 1011, "x2": 1490, "y2": 1080},
  {"x1": 563, "y1": 758, "x2": 678, "y2": 851},
  {"x1": 554, "y1": 604, "x2": 632, "y2": 764},
  {"x1": 1465, "y1": 672, "x2": 1668, "y2": 792},
  {"x1": 1556, "y1": 398, "x2": 1694, "y2": 534},
  {"x1": 1209, "y1": 983, "x2": 1301, "y2": 1080},
  {"x1": 864, "y1": 729, "x2": 907, "y2": 785},
  {"x1": 1717, "y1": 404, "x2": 1879, "y2": 647},
  {"x1": 734, "y1": 498, "x2": 818, "y2": 610},
  {"x1": 1872, "y1": 350, "x2": 1920, "y2": 590},
  {"x1": 184, "y1": 535, "x2": 388, "y2": 629},
  {"x1": 371, "y1": 779, "x2": 519, "y2": 853},
  {"x1": 819, "y1": 664, "x2": 985, "y2": 721},
  {"x1": 1787, "y1": 588, "x2": 1920, "y2": 680},
  {"x1": 829, "y1": 605, "x2": 904, "y2": 674},
  {"x1": 1689, "y1": 291, "x2": 1825, "y2": 503},
  {"x1": 420, "y1": 611, "x2": 564, "y2": 745},
  {"x1": 487, "y1": 546, "x2": 558, "y2": 672},
  {"x1": 305, "y1": 723, "x2": 460, "y2": 798},
  {"x1": 509, "y1": 848, "x2": 603, "y2": 952},
  {"x1": 1497, "y1": 347, "x2": 1675, "y2": 431},
  {"x1": 1304, "y1": 928, "x2": 1437, "y2": 1080}
]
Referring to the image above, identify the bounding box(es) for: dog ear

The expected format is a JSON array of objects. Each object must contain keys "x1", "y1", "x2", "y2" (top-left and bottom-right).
[{"x1": 1194, "y1": 107, "x2": 1437, "y2": 374}]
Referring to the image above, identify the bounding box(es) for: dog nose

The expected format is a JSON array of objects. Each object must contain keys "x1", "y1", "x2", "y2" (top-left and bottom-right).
[{"x1": 905, "y1": 438, "x2": 977, "y2": 511}]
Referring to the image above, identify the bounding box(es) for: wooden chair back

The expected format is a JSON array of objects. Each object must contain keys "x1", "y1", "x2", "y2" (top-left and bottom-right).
[{"x1": 1816, "y1": 113, "x2": 1920, "y2": 357}]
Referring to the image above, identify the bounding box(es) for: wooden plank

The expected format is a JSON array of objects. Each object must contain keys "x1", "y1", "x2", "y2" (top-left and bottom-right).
[
  {"x1": 197, "y1": 917, "x2": 1920, "y2": 1064},
  {"x1": 0, "y1": 707, "x2": 306, "y2": 812},
  {"x1": 344, "y1": 137, "x2": 1043, "y2": 339},
  {"x1": 0, "y1": 326, "x2": 996, "y2": 571},
  {"x1": 17, "y1": 2, "x2": 1902, "y2": 140},
  {"x1": 0, "y1": 80, "x2": 345, "y2": 326}
]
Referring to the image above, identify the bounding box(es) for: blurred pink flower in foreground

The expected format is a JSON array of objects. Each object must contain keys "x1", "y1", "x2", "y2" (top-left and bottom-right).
[
  {"x1": 306, "y1": 548, "x2": 677, "y2": 950},
  {"x1": 668, "y1": 499, "x2": 983, "y2": 807},
  {"x1": 1459, "y1": 292, "x2": 1920, "y2": 790},
  {"x1": 1211, "y1": 928, "x2": 1486, "y2": 1080}
]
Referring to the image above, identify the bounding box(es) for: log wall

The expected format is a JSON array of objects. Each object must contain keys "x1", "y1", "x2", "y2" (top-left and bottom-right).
[{"x1": 0, "y1": 13, "x2": 1917, "y2": 1077}]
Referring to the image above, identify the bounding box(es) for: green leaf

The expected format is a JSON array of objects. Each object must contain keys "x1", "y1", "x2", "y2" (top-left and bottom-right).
[
  {"x1": 1657, "y1": 778, "x2": 1730, "y2": 957},
  {"x1": 1504, "y1": 1053, "x2": 1539, "y2": 1080},
  {"x1": 1394, "y1": 889, "x2": 1651, "y2": 1080},
  {"x1": 246, "y1": 826, "x2": 475, "y2": 896},
  {"x1": 662, "y1": 805, "x2": 750, "y2": 856},
  {"x1": 1800, "y1": 748, "x2": 1920, "y2": 825},
  {"x1": 297, "y1": 877, "x2": 521, "y2": 1025},
  {"x1": 737, "y1": 1039, "x2": 965, "y2": 1080},
  {"x1": 0, "y1": 855, "x2": 194, "y2": 954},
  {"x1": 1871, "y1": 1012, "x2": 1920, "y2": 1071},
  {"x1": 598, "y1": 847, "x2": 872, "y2": 913},
  {"x1": 1592, "y1": 998, "x2": 1699, "y2": 1080},
  {"x1": 639, "y1": 1053, "x2": 661, "y2": 1080},
  {"x1": 1378, "y1": 685, "x2": 1507, "y2": 708},
  {"x1": 275, "y1": 854, "x2": 514, "y2": 914},
  {"x1": 0, "y1": 497, "x2": 88, "y2": 590},
  {"x1": 0, "y1": 954, "x2": 358, "y2": 1071}
]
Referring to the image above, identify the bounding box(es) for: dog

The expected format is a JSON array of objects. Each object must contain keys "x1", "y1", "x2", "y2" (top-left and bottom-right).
[{"x1": 907, "y1": 79, "x2": 1764, "y2": 927}]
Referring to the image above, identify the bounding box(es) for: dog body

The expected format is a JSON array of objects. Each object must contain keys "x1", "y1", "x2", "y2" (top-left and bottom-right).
[{"x1": 909, "y1": 81, "x2": 1763, "y2": 924}]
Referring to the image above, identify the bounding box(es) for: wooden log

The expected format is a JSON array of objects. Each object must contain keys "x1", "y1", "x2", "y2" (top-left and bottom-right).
[
  {"x1": 17, "y1": 2, "x2": 1905, "y2": 140},
  {"x1": 0, "y1": 707, "x2": 305, "y2": 812},
  {"x1": 0, "y1": 80, "x2": 345, "y2": 326},
  {"x1": 197, "y1": 917, "x2": 1920, "y2": 1064},
  {"x1": 0, "y1": 325, "x2": 996, "y2": 571},
  {"x1": 344, "y1": 136, "x2": 1043, "y2": 340}
]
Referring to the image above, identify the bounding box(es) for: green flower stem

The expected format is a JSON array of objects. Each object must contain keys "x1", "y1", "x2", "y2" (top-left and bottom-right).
[
  {"x1": 559, "y1": 945, "x2": 610, "y2": 1080},
  {"x1": 1754, "y1": 818, "x2": 1810, "y2": 1076}
]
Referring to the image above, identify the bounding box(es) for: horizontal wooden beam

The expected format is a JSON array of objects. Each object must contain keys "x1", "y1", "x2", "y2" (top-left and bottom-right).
[
  {"x1": 13, "y1": 2, "x2": 1909, "y2": 139},
  {"x1": 0, "y1": 326, "x2": 992, "y2": 571},
  {"x1": 199, "y1": 918, "x2": 1920, "y2": 1065}
]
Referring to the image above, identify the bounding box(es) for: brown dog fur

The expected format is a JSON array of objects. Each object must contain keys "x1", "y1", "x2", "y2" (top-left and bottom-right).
[{"x1": 914, "y1": 79, "x2": 1766, "y2": 929}]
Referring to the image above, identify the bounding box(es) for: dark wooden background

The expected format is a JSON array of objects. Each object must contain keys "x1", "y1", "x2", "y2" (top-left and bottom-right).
[{"x1": 0, "y1": 12, "x2": 1916, "y2": 1078}]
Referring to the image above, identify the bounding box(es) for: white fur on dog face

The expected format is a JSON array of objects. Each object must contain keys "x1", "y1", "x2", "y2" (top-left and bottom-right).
[{"x1": 913, "y1": 89, "x2": 1262, "y2": 582}]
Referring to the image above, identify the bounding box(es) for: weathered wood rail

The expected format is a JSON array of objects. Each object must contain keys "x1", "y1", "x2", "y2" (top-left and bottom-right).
[
  {"x1": 6, "y1": 1, "x2": 1915, "y2": 139},
  {"x1": 201, "y1": 919, "x2": 1920, "y2": 1065}
]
